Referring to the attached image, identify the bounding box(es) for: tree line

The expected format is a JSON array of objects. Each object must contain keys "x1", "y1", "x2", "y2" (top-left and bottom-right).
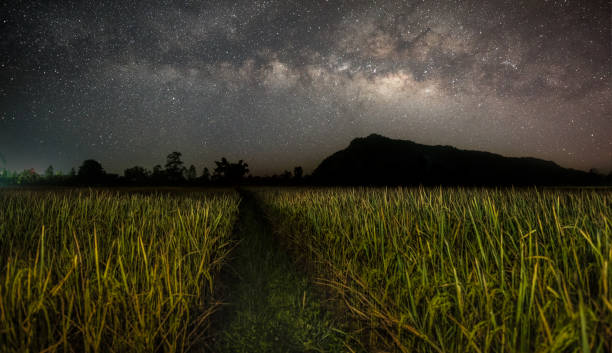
[
  {"x1": 0, "y1": 152, "x2": 306, "y2": 186},
  {"x1": 3, "y1": 148, "x2": 609, "y2": 187}
]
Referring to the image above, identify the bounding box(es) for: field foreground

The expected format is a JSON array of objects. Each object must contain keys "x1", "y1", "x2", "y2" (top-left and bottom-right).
[
  {"x1": 0, "y1": 189, "x2": 239, "y2": 352},
  {"x1": 257, "y1": 187, "x2": 612, "y2": 352},
  {"x1": 0, "y1": 187, "x2": 610, "y2": 352}
]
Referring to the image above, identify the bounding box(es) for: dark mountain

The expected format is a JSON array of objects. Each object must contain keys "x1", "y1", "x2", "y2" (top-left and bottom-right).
[{"x1": 312, "y1": 134, "x2": 601, "y2": 186}]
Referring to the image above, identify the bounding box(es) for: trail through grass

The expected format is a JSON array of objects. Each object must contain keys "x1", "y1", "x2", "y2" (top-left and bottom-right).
[{"x1": 208, "y1": 190, "x2": 346, "y2": 352}]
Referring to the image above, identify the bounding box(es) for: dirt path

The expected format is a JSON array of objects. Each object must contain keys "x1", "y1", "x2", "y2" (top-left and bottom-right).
[{"x1": 207, "y1": 190, "x2": 346, "y2": 352}]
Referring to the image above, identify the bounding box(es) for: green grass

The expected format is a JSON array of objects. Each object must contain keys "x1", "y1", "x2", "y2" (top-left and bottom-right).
[
  {"x1": 2, "y1": 187, "x2": 610, "y2": 352},
  {"x1": 209, "y1": 190, "x2": 346, "y2": 352},
  {"x1": 256, "y1": 187, "x2": 612, "y2": 352},
  {"x1": 0, "y1": 189, "x2": 239, "y2": 353}
]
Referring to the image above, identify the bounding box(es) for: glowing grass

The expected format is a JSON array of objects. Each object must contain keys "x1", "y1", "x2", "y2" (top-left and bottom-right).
[
  {"x1": 257, "y1": 187, "x2": 612, "y2": 352},
  {"x1": 0, "y1": 189, "x2": 239, "y2": 353}
]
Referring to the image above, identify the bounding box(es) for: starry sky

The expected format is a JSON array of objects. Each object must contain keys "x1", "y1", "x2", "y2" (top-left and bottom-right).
[{"x1": 1, "y1": 0, "x2": 611, "y2": 176}]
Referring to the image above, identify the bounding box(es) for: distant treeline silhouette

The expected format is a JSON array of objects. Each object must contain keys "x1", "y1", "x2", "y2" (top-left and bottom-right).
[
  {"x1": 0, "y1": 152, "x2": 306, "y2": 187},
  {"x1": 1, "y1": 135, "x2": 610, "y2": 187}
]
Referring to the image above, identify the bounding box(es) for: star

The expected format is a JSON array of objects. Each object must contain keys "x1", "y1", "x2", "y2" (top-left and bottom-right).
[{"x1": 0, "y1": 0, "x2": 609, "y2": 175}]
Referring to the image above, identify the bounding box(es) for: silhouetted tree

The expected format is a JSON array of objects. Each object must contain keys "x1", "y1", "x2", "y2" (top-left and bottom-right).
[
  {"x1": 69, "y1": 168, "x2": 76, "y2": 177},
  {"x1": 201, "y1": 167, "x2": 210, "y2": 183},
  {"x1": 281, "y1": 170, "x2": 292, "y2": 180},
  {"x1": 213, "y1": 158, "x2": 249, "y2": 183},
  {"x1": 124, "y1": 166, "x2": 150, "y2": 183},
  {"x1": 17, "y1": 169, "x2": 39, "y2": 184},
  {"x1": 212, "y1": 158, "x2": 227, "y2": 182},
  {"x1": 186, "y1": 164, "x2": 197, "y2": 181},
  {"x1": 152, "y1": 164, "x2": 165, "y2": 183},
  {"x1": 44, "y1": 165, "x2": 54, "y2": 179},
  {"x1": 153, "y1": 164, "x2": 163, "y2": 174},
  {"x1": 165, "y1": 152, "x2": 185, "y2": 182},
  {"x1": 78, "y1": 159, "x2": 106, "y2": 184},
  {"x1": 293, "y1": 166, "x2": 303, "y2": 180}
]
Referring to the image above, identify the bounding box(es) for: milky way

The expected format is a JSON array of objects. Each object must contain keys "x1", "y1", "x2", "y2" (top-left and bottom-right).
[{"x1": 1, "y1": 0, "x2": 610, "y2": 175}]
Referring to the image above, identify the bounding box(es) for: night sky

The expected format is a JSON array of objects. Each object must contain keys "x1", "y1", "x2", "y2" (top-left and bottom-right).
[{"x1": 1, "y1": 0, "x2": 611, "y2": 176}]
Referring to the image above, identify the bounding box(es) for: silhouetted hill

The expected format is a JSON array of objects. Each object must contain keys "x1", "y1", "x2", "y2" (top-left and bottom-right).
[{"x1": 312, "y1": 134, "x2": 600, "y2": 186}]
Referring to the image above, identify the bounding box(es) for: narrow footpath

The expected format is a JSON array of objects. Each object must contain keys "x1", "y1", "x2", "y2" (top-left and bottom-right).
[{"x1": 207, "y1": 190, "x2": 346, "y2": 352}]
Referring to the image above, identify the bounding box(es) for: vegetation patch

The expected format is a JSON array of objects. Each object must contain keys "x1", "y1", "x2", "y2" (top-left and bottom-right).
[
  {"x1": 0, "y1": 189, "x2": 239, "y2": 353},
  {"x1": 208, "y1": 190, "x2": 347, "y2": 352},
  {"x1": 257, "y1": 187, "x2": 612, "y2": 352}
]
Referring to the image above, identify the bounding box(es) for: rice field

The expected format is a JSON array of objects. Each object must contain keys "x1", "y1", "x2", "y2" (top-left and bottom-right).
[
  {"x1": 0, "y1": 189, "x2": 239, "y2": 353},
  {"x1": 256, "y1": 187, "x2": 612, "y2": 353},
  {"x1": 1, "y1": 187, "x2": 610, "y2": 352}
]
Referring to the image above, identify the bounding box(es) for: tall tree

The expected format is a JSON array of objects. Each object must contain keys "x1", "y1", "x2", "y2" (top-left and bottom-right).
[
  {"x1": 45, "y1": 165, "x2": 54, "y2": 178},
  {"x1": 152, "y1": 164, "x2": 165, "y2": 183},
  {"x1": 18, "y1": 169, "x2": 39, "y2": 185},
  {"x1": 213, "y1": 158, "x2": 249, "y2": 183},
  {"x1": 201, "y1": 167, "x2": 210, "y2": 182},
  {"x1": 78, "y1": 159, "x2": 105, "y2": 183},
  {"x1": 186, "y1": 164, "x2": 197, "y2": 181},
  {"x1": 124, "y1": 166, "x2": 150, "y2": 183},
  {"x1": 165, "y1": 152, "x2": 185, "y2": 182},
  {"x1": 293, "y1": 166, "x2": 303, "y2": 180},
  {"x1": 281, "y1": 170, "x2": 292, "y2": 180}
]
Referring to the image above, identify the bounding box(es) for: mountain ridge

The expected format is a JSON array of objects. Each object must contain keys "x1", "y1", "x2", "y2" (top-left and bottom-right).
[{"x1": 312, "y1": 134, "x2": 598, "y2": 186}]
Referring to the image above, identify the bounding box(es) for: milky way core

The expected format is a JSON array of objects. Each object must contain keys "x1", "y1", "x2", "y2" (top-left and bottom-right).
[{"x1": 1, "y1": 0, "x2": 610, "y2": 175}]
